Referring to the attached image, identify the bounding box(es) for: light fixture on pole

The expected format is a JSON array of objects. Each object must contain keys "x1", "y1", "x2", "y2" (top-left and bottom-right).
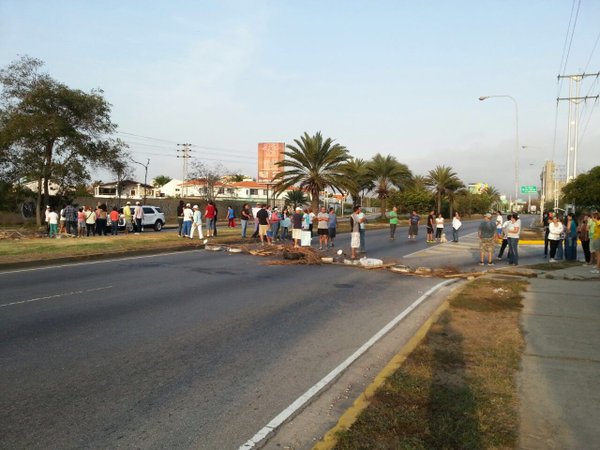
[
  {"x1": 131, "y1": 158, "x2": 150, "y2": 205},
  {"x1": 479, "y1": 95, "x2": 520, "y2": 210}
]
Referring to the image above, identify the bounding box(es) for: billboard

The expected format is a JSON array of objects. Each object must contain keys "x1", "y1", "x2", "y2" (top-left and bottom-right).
[{"x1": 257, "y1": 142, "x2": 285, "y2": 183}]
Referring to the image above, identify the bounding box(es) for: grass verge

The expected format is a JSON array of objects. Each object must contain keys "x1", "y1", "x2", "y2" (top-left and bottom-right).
[
  {"x1": 330, "y1": 277, "x2": 527, "y2": 450},
  {"x1": 523, "y1": 260, "x2": 581, "y2": 271}
]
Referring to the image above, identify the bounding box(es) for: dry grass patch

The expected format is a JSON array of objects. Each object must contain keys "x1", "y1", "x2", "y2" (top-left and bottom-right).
[{"x1": 332, "y1": 277, "x2": 527, "y2": 450}]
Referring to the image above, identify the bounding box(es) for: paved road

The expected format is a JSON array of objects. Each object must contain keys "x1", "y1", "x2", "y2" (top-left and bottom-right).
[
  {"x1": 0, "y1": 217, "x2": 539, "y2": 449},
  {"x1": 1, "y1": 247, "x2": 447, "y2": 449}
]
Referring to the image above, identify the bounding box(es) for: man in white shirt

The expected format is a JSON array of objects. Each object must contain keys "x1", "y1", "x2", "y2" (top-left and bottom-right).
[{"x1": 357, "y1": 208, "x2": 367, "y2": 252}]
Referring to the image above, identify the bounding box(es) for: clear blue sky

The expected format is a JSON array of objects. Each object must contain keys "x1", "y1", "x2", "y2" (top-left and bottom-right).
[{"x1": 1, "y1": 0, "x2": 599, "y2": 198}]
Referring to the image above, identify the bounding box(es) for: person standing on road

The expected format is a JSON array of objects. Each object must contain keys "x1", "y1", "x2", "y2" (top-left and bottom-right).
[
  {"x1": 497, "y1": 214, "x2": 512, "y2": 260},
  {"x1": 408, "y1": 210, "x2": 420, "y2": 240},
  {"x1": 543, "y1": 211, "x2": 552, "y2": 258},
  {"x1": 589, "y1": 212, "x2": 600, "y2": 274},
  {"x1": 123, "y1": 201, "x2": 133, "y2": 234},
  {"x1": 182, "y1": 203, "x2": 193, "y2": 237},
  {"x1": 435, "y1": 213, "x2": 445, "y2": 242},
  {"x1": 451, "y1": 212, "x2": 462, "y2": 242},
  {"x1": 292, "y1": 206, "x2": 303, "y2": 248},
  {"x1": 548, "y1": 215, "x2": 564, "y2": 262},
  {"x1": 328, "y1": 207, "x2": 337, "y2": 247},
  {"x1": 240, "y1": 203, "x2": 251, "y2": 238},
  {"x1": 96, "y1": 203, "x2": 108, "y2": 236},
  {"x1": 256, "y1": 204, "x2": 270, "y2": 245},
  {"x1": 47, "y1": 207, "x2": 59, "y2": 238},
  {"x1": 478, "y1": 213, "x2": 497, "y2": 266},
  {"x1": 578, "y1": 215, "x2": 591, "y2": 265},
  {"x1": 496, "y1": 210, "x2": 503, "y2": 238},
  {"x1": 205, "y1": 201, "x2": 216, "y2": 237},
  {"x1": 176, "y1": 200, "x2": 185, "y2": 237},
  {"x1": 133, "y1": 201, "x2": 144, "y2": 233},
  {"x1": 64, "y1": 202, "x2": 77, "y2": 235},
  {"x1": 564, "y1": 213, "x2": 578, "y2": 261},
  {"x1": 426, "y1": 210, "x2": 435, "y2": 243},
  {"x1": 357, "y1": 206, "x2": 367, "y2": 252},
  {"x1": 308, "y1": 208, "x2": 316, "y2": 236},
  {"x1": 350, "y1": 205, "x2": 361, "y2": 259},
  {"x1": 109, "y1": 206, "x2": 119, "y2": 236},
  {"x1": 85, "y1": 206, "x2": 96, "y2": 237},
  {"x1": 506, "y1": 213, "x2": 521, "y2": 266},
  {"x1": 270, "y1": 207, "x2": 281, "y2": 241},
  {"x1": 227, "y1": 206, "x2": 236, "y2": 228},
  {"x1": 190, "y1": 205, "x2": 204, "y2": 239},
  {"x1": 316, "y1": 206, "x2": 329, "y2": 250},
  {"x1": 77, "y1": 207, "x2": 87, "y2": 237},
  {"x1": 388, "y1": 206, "x2": 398, "y2": 240}
]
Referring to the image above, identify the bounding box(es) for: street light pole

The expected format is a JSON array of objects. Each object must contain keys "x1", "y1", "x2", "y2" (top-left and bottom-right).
[
  {"x1": 131, "y1": 158, "x2": 150, "y2": 205},
  {"x1": 479, "y1": 95, "x2": 520, "y2": 211}
]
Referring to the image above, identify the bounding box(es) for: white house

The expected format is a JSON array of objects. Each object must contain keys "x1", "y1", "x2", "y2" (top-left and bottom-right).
[{"x1": 94, "y1": 180, "x2": 156, "y2": 199}]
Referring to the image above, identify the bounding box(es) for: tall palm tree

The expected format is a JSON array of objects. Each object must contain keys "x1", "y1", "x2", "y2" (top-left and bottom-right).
[
  {"x1": 340, "y1": 158, "x2": 374, "y2": 206},
  {"x1": 272, "y1": 131, "x2": 350, "y2": 211},
  {"x1": 367, "y1": 153, "x2": 412, "y2": 218},
  {"x1": 426, "y1": 165, "x2": 464, "y2": 215},
  {"x1": 408, "y1": 175, "x2": 429, "y2": 192}
]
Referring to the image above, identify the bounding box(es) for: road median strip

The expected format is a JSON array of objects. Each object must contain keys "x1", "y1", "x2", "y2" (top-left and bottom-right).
[{"x1": 314, "y1": 275, "x2": 528, "y2": 449}]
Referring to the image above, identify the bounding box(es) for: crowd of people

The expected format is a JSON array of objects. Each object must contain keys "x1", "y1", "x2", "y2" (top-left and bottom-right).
[
  {"x1": 45, "y1": 201, "x2": 145, "y2": 237},
  {"x1": 542, "y1": 210, "x2": 600, "y2": 273},
  {"x1": 50, "y1": 198, "x2": 600, "y2": 274}
]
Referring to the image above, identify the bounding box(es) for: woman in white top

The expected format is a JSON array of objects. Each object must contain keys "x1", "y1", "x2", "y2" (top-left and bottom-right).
[
  {"x1": 548, "y1": 216, "x2": 564, "y2": 262},
  {"x1": 435, "y1": 214, "x2": 445, "y2": 242},
  {"x1": 451, "y1": 212, "x2": 461, "y2": 242}
]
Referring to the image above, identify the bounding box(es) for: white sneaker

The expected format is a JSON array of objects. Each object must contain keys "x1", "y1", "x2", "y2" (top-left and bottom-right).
[
  {"x1": 549, "y1": 258, "x2": 556, "y2": 262},
  {"x1": 591, "y1": 269, "x2": 600, "y2": 274}
]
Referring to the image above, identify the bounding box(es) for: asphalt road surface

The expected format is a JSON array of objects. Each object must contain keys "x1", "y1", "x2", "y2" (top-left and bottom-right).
[{"x1": 0, "y1": 219, "x2": 521, "y2": 449}]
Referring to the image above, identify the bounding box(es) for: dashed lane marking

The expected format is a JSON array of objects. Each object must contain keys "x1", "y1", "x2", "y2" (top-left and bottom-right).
[{"x1": 0, "y1": 286, "x2": 113, "y2": 308}]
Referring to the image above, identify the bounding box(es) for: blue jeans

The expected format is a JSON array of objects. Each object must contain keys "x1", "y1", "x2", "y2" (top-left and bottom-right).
[
  {"x1": 508, "y1": 238, "x2": 519, "y2": 265},
  {"x1": 556, "y1": 240, "x2": 564, "y2": 260},
  {"x1": 452, "y1": 228, "x2": 459, "y2": 242},
  {"x1": 271, "y1": 221, "x2": 280, "y2": 240},
  {"x1": 111, "y1": 222, "x2": 118, "y2": 235},
  {"x1": 359, "y1": 228, "x2": 365, "y2": 252},
  {"x1": 565, "y1": 236, "x2": 577, "y2": 260},
  {"x1": 241, "y1": 219, "x2": 248, "y2": 238},
  {"x1": 182, "y1": 220, "x2": 191, "y2": 237}
]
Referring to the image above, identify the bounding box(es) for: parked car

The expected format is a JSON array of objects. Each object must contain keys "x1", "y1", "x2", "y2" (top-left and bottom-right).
[{"x1": 106, "y1": 205, "x2": 166, "y2": 232}]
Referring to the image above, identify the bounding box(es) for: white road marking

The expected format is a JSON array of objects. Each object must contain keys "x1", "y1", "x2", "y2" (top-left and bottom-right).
[
  {"x1": 0, "y1": 250, "x2": 202, "y2": 275},
  {"x1": 238, "y1": 278, "x2": 456, "y2": 450},
  {"x1": 0, "y1": 286, "x2": 113, "y2": 308}
]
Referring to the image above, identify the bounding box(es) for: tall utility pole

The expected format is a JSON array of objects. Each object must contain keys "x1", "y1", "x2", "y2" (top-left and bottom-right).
[
  {"x1": 177, "y1": 143, "x2": 192, "y2": 198},
  {"x1": 557, "y1": 72, "x2": 599, "y2": 182},
  {"x1": 131, "y1": 158, "x2": 150, "y2": 204}
]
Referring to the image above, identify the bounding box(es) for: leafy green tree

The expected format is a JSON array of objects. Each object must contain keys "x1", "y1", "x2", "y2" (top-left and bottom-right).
[
  {"x1": 366, "y1": 154, "x2": 412, "y2": 218},
  {"x1": 152, "y1": 175, "x2": 172, "y2": 187},
  {"x1": 340, "y1": 158, "x2": 374, "y2": 206},
  {"x1": 562, "y1": 166, "x2": 600, "y2": 209},
  {"x1": 284, "y1": 190, "x2": 308, "y2": 209},
  {"x1": 0, "y1": 56, "x2": 127, "y2": 224},
  {"x1": 426, "y1": 165, "x2": 464, "y2": 216},
  {"x1": 273, "y1": 131, "x2": 350, "y2": 211},
  {"x1": 227, "y1": 173, "x2": 247, "y2": 182},
  {"x1": 388, "y1": 189, "x2": 435, "y2": 214}
]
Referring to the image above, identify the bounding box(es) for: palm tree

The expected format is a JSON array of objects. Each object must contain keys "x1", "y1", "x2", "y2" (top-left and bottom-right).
[
  {"x1": 408, "y1": 175, "x2": 429, "y2": 192},
  {"x1": 483, "y1": 185, "x2": 502, "y2": 211},
  {"x1": 366, "y1": 153, "x2": 412, "y2": 218},
  {"x1": 340, "y1": 158, "x2": 374, "y2": 206},
  {"x1": 272, "y1": 131, "x2": 350, "y2": 211},
  {"x1": 284, "y1": 190, "x2": 308, "y2": 209},
  {"x1": 426, "y1": 165, "x2": 464, "y2": 215}
]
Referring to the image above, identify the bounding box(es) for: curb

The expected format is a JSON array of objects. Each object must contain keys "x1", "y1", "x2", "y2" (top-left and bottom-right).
[{"x1": 313, "y1": 296, "x2": 454, "y2": 450}]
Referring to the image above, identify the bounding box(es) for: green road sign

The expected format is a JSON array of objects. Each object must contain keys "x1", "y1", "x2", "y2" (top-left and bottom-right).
[{"x1": 520, "y1": 185, "x2": 537, "y2": 194}]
